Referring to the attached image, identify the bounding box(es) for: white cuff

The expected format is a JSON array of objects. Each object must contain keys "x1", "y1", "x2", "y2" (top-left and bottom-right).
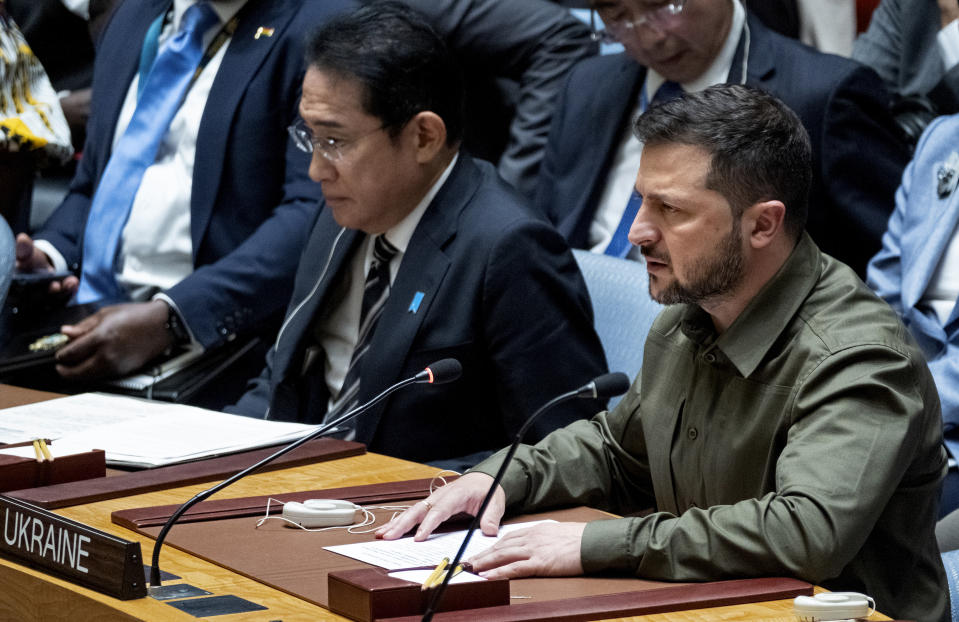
[
  {"x1": 32, "y1": 239, "x2": 69, "y2": 274},
  {"x1": 938, "y1": 20, "x2": 959, "y2": 72},
  {"x1": 152, "y1": 293, "x2": 202, "y2": 350}
]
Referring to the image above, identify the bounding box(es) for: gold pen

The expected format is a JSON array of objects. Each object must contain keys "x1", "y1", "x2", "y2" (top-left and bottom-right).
[
  {"x1": 421, "y1": 557, "x2": 449, "y2": 591},
  {"x1": 427, "y1": 562, "x2": 466, "y2": 590},
  {"x1": 37, "y1": 439, "x2": 54, "y2": 462},
  {"x1": 448, "y1": 563, "x2": 465, "y2": 580},
  {"x1": 31, "y1": 439, "x2": 44, "y2": 463}
]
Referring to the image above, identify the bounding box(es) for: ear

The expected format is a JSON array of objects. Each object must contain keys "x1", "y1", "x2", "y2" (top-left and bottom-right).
[
  {"x1": 743, "y1": 199, "x2": 785, "y2": 249},
  {"x1": 407, "y1": 111, "x2": 448, "y2": 164}
]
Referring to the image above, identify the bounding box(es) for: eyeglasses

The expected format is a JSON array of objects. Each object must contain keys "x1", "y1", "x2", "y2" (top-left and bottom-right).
[
  {"x1": 287, "y1": 118, "x2": 385, "y2": 162},
  {"x1": 590, "y1": 0, "x2": 687, "y2": 44}
]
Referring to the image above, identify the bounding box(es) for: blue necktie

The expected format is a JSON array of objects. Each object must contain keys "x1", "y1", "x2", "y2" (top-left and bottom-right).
[
  {"x1": 76, "y1": 2, "x2": 219, "y2": 303},
  {"x1": 604, "y1": 80, "x2": 684, "y2": 258}
]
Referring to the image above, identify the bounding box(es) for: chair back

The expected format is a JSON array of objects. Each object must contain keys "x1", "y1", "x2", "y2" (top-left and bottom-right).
[
  {"x1": 572, "y1": 250, "x2": 662, "y2": 406},
  {"x1": 943, "y1": 549, "x2": 959, "y2": 621},
  {"x1": 0, "y1": 217, "x2": 13, "y2": 308}
]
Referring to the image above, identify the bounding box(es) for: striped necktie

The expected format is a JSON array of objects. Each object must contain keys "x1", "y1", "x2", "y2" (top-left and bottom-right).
[
  {"x1": 325, "y1": 235, "x2": 399, "y2": 423},
  {"x1": 76, "y1": 2, "x2": 219, "y2": 303}
]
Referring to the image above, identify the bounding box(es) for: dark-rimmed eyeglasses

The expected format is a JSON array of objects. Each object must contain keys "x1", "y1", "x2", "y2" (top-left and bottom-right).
[{"x1": 590, "y1": 0, "x2": 687, "y2": 44}]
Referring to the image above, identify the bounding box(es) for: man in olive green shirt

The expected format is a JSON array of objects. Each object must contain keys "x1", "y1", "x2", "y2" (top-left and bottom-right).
[{"x1": 378, "y1": 84, "x2": 948, "y2": 621}]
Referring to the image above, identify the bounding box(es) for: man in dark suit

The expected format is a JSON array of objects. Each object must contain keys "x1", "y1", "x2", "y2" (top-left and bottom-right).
[
  {"x1": 392, "y1": 0, "x2": 596, "y2": 199},
  {"x1": 853, "y1": 0, "x2": 959, "y2": 121},
  {"x1": 539, "y1": 0, "x2": 908, "y2": 275},
  {"x1": 14, "y1": 0, "x2": 352, "y2": 384},
  {"x1": 228, "y1": 2, "x2": 608, "y2": 467}
]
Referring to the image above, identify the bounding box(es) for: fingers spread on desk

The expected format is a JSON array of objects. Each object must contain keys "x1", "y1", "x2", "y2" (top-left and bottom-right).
[
  {"x1": 374, "y1": 472, "x2": 504, "y2": 541},
  {"x1": 470, "y1": 522, "x2": 586, "y2": 580},
  {"x1": 375, "y1": 500, "x2": 430, "y2": 540}
]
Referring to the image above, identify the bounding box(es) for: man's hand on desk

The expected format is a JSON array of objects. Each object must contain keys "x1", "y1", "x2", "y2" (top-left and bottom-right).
[
  {"x1": 375, "y1": 472, "x2": 586, "y2": 580},
  {"x1": 469, "y1": 522, "x2": 586, "y2": 579},
  {"x1": 55, "y1": 300, "x2": 173, "y2": 380},
  {"x1": 375, "y1": 472, "x2": 506, "y2": 541}
]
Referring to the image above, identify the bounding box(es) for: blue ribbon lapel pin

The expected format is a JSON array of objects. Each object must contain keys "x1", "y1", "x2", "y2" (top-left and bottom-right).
[{"x1": 408, "y1": 291, "x2": 425, "y2": 314}]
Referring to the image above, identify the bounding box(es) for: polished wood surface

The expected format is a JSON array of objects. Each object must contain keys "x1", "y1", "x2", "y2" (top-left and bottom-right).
[
  {"x1": 0, "y1": 385, "x2": 891, "y2": 621},
  {"x1": 0, "y1": 383, "x2": 62, "y2": 409}
]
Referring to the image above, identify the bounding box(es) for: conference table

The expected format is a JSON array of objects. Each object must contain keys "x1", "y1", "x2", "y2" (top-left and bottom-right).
[{"x1": 0, "y1": 385, "x2": 891, "y2": 621}]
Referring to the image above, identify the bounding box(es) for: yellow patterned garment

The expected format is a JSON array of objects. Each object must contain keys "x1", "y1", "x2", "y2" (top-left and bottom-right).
[{"x1": 0, "y1": 5, "x2": 71, "y2": 162}]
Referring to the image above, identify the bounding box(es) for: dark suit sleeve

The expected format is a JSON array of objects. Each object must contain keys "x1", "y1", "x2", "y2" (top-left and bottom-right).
[
  {"x1": 850, "y1": 0, "x2": 904, "y2": 95},
  {"x1": 163, "y1": 127, "x2": 319, "y2": 348},
  {"x1": 534, "y1": 66, "x2": 578, "y2": 227},
  {"x1": 405, "y1": 0, "x2": 596, "y2": 198},
  {"x1": 816, "y1": 63, "x2": 909, "y2": 273},
  {"x1": 225, "y1": 345, "x2": 276, "y2": 418},
  {"x1": 482, "y1": 217, "x2": 608, "y2": 442},
  {"x1": 32, "y1": 146, "x2": 98, "y2": 269}
]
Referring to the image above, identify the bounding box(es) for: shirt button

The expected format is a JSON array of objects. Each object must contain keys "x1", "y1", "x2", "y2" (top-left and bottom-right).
[
  {"x1": 703, "y1": 353, "x2": 716, "y2": 363},
  {"x1": 687, "y1": 427, "x2": 698, "y2": 440}
]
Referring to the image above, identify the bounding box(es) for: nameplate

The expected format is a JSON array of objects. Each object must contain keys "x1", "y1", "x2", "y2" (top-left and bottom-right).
[{"x1": 0, "y1": 494, "x2": 146, "y2": 600}]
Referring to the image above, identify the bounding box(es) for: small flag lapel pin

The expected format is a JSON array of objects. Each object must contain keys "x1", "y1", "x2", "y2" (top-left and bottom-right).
[{"x1": 255, "y1": 26, "x2": 275, "y2": 39}]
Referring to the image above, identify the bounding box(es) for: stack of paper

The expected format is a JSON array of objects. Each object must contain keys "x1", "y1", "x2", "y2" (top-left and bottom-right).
[{"x1": 0, "y1": 393, "x2": 318, "y2": 467}]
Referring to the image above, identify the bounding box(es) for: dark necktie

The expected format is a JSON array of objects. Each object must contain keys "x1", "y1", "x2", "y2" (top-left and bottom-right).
[
  {"x1": 604, "y1": 80, "x2": 685, "y2": 258},
  {"x1": 325, "y1": 235, "x2": 399, "y2": 422},
  {"x1": 651, "y1": 80, "x2": 684, "y2": 105},
  {"x1": 76, "y1": 2, "x2": 219, "y2": 303}
]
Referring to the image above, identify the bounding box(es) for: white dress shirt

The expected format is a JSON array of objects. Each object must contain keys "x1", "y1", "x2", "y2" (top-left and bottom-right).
[
  {"x1": 318, "y1": 154, "x2": 459, "y2": 412},
  {"x1": 923, "y1": 219, "x2": 959, "y2": 325},
  {"x1": 37, "y1": 0, "x2": 246, "y2": 305}
]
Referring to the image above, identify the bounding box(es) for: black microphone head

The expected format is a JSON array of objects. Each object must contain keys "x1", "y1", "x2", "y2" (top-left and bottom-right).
[
  {"x1": 589, "y1": 372, "x2": 631, "y2": 399},
  {"x1": 423, "y1": 358, "x2": 462, "y2": 384}
]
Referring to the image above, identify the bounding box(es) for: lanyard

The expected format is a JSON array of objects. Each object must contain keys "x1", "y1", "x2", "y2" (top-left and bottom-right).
[{"x1": 136, "y1": 8, "x2": 241, "y2": 101}]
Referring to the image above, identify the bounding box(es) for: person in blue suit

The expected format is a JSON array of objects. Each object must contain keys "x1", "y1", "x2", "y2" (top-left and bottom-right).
[
  {"x1": 228, "y1": 2, "x2": 608, "y2": 467},
  {"x1": 14, "y1": 0, "x2": 353, "y2": 383},
  {"x1": 867, "y1": 112, "x2": 959, "y2": 519},
  {"x1": 538, "y1": 0, "x2": 908, "y2": 276}
]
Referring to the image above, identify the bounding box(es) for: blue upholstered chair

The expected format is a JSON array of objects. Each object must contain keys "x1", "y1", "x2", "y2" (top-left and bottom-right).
[
  {"x1": 0, "y1": 217, "x2": 14, "y2": 309},
  {"x1": 572, "y1": 250, "x2": 662, "y2": 406},
  {"x1": 944, "y1": 549, "x2": 959, "y2": 621}
]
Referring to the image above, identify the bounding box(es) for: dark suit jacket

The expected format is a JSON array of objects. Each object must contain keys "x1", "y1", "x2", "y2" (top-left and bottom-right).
[
  {"x1": 536, "y1": 13, "x2": 910, "y2": 276},
  {"x1": 853, "y1": 0, "x2": 959, "y2": 114},
  {"x1": 34, "y1": 0, "x2": 353, "y2": 348},
  {"x1": 391, "y1": 0, "x2": 596, "y2": 198},
  {"x1": 229, "y1": 155, "x2": 609, "y2": 463}
]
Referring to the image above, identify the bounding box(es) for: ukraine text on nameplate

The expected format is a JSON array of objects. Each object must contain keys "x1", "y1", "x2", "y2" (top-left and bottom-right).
[{"x1": 0, "y1": 494, "x2": 147, "y2": 600}]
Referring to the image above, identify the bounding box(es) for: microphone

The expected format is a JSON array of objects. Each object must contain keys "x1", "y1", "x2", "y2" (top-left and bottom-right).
[
  {"x1": 148, "y1": 358, "x2": 461, "y2": 589},
  {"x1": 422, "y1": 372, "x2": 629, "y2": 621}
]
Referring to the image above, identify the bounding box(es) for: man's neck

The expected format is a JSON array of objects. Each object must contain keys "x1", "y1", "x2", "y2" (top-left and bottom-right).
[{"x1": 702, "y1": 237, "x2": 795, "y2": 333}]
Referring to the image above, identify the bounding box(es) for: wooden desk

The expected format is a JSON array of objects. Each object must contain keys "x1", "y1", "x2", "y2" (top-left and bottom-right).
[{"x1": 0, "y1": 385, "x2": 891, "y2": 621}]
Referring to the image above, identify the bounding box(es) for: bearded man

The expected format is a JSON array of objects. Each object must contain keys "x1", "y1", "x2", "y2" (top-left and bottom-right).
[{"x1": 379, "y1": 84, "x2": 949, "y2": 622}]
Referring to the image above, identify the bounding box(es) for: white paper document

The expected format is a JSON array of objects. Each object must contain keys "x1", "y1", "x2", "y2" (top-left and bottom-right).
[
  {"x1": 325, "y1": 520, "x2": 556, "y2": 571},
  {"x1": 0, "y1": 392, "x2": 319, "y2": 467}
]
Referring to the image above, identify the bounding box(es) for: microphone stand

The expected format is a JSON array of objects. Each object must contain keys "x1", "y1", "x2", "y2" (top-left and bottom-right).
[
  {"x1": 421, "y1": 373, "x2": 627, "y2": 621},
  {"x1": 149, "y1": 369, "x2": 435, "y2": 588}
]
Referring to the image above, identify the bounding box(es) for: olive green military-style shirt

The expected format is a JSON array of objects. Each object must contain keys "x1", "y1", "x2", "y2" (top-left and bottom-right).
[{"x1": 475, "y1": 234, "x2": 949, "y2": 621}]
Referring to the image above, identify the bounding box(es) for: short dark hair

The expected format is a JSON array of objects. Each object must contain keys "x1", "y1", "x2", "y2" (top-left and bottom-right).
[
  {"x1": 304, "y1": 1, "x2": 465, "y2": 145},
  {"x1": 634, "y1": 84, "x2": 812, "y2": 239}
]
